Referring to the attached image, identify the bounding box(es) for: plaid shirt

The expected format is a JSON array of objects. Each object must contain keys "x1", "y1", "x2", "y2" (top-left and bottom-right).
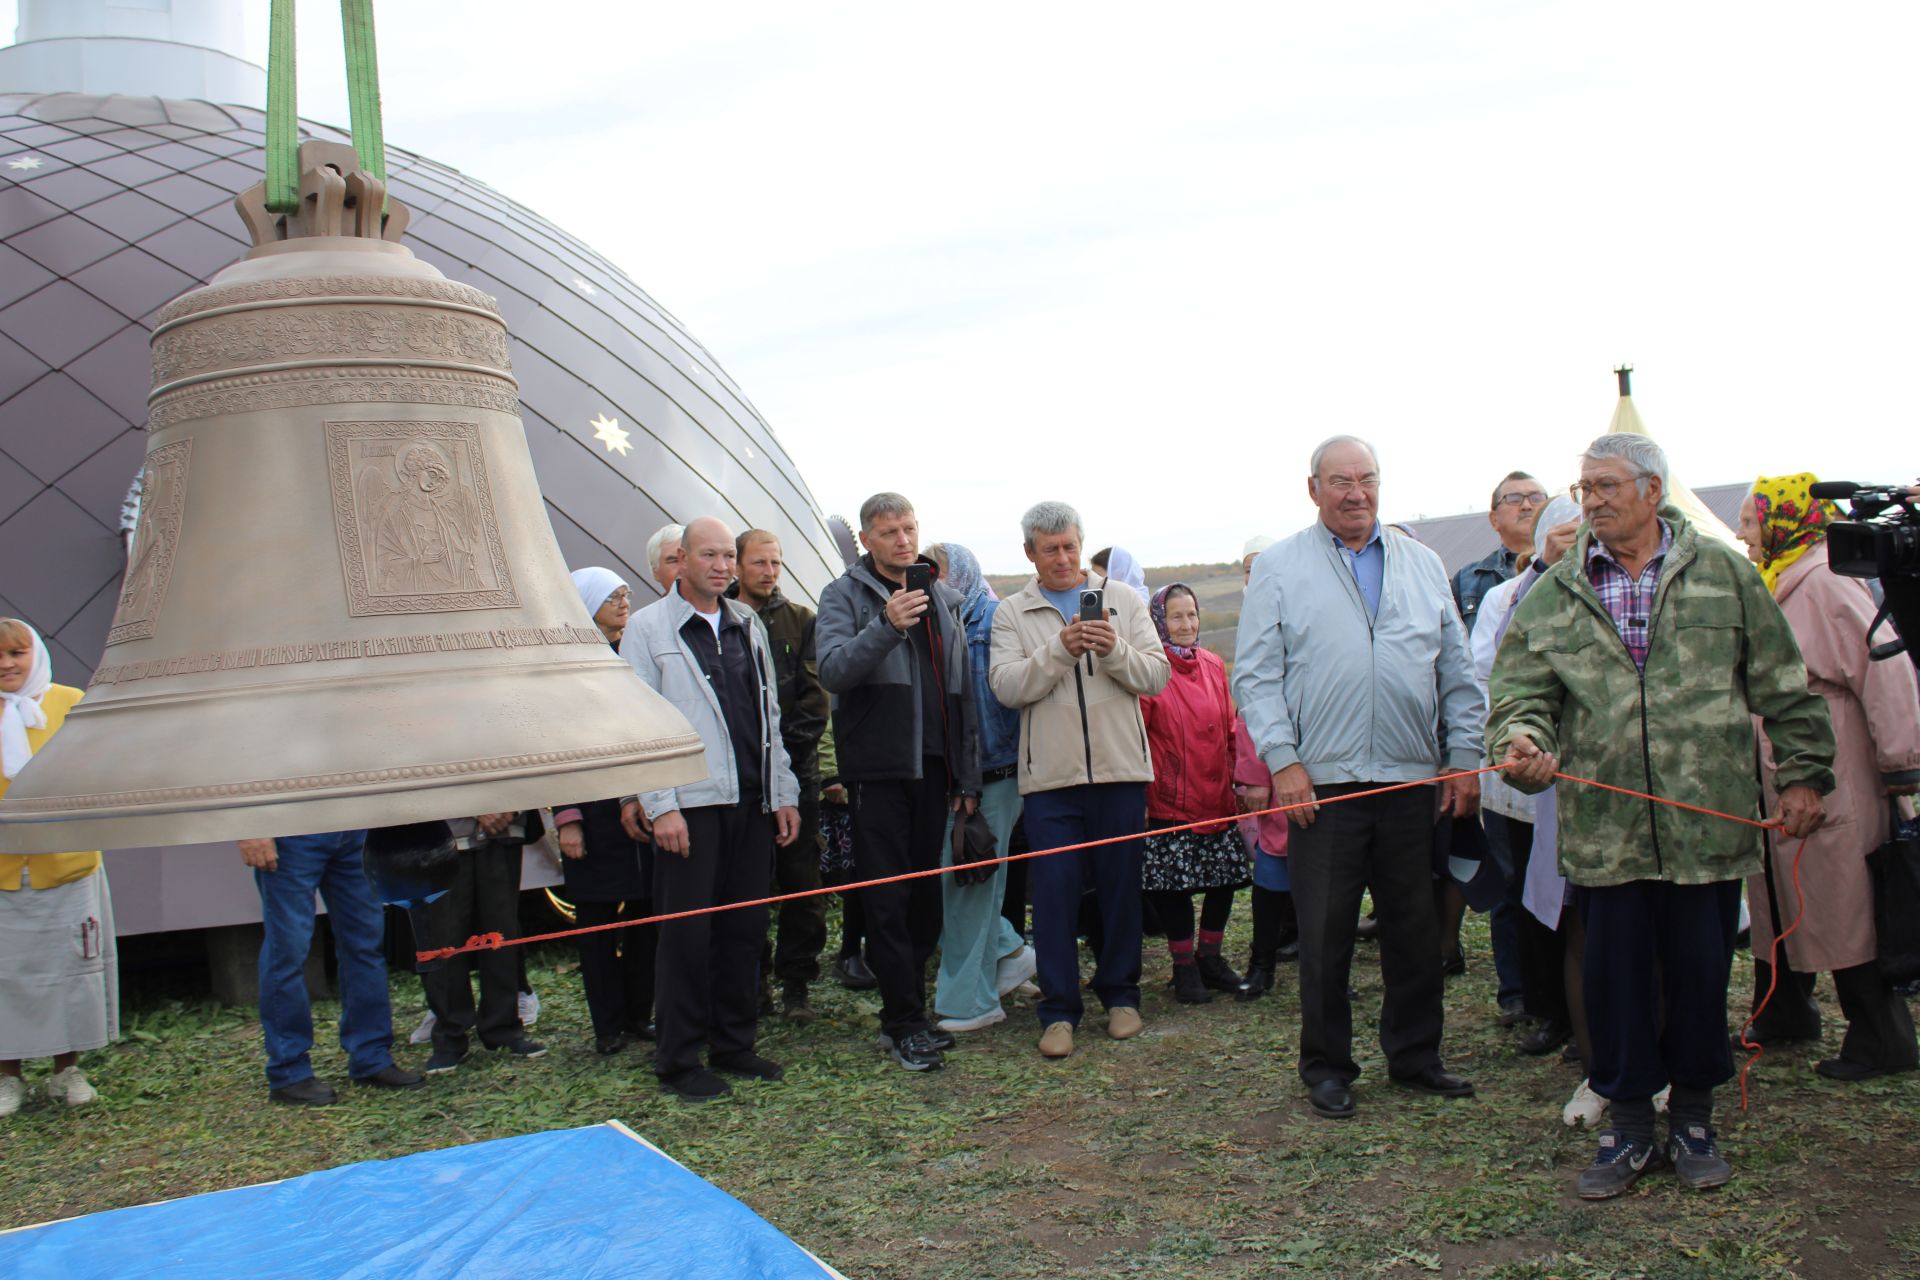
[{"x1": 1585, "y1": 520, "x2": 1672, "y2": 671}]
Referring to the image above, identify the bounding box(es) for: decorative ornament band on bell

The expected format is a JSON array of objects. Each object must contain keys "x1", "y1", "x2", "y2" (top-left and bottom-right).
[{"x1": 0, "y1": 141, "x2": 706, "y2": 853}]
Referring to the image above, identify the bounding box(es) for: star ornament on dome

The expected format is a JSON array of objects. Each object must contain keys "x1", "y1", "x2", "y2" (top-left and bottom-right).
[
  {"x1": 589, "y1": 412, "x2": 632, "y2": 457},
  {"x1": 7, "y1": 155, "x2": 45, "y2": 171}
]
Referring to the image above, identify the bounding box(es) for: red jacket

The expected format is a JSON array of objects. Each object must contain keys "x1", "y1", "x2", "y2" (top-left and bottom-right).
[{"x1": 1142, "y1": 646, "x2": 1241, "y2": 829}]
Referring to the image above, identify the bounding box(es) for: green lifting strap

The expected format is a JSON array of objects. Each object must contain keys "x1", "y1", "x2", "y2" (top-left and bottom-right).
[
  {"x1": 340, "y1": 0, "x2": 388, "y2": 205},
  {"x1": 262, "y1": 0, "x2": 391, "y2": 217}
]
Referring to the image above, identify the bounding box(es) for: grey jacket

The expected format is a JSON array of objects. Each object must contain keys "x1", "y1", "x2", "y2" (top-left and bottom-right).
[
  {"x1": 1233, "y1": 522, "x2": 1483, "y2": 784},
  {"x1": 620, "y1": 587, "x2": 799, "y2": 818}
]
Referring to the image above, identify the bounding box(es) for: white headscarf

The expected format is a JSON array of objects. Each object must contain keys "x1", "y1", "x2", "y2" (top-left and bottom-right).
[
  {"x1": 1103, "y1": 546, "x2": 1149, "y2": 603},
  {"x1": 1, "y1": 623, "x2": 52, "y2": 780},
  {"x1": 570, "y1": 567, "x2": 628, "y2": 618}
]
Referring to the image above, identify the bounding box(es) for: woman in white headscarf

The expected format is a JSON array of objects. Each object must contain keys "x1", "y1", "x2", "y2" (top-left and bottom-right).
[
  {"x1": 1101, "y1": 546, "x2": 1150, "y2": 604},
  {"x1": 0, "y1": 618, "x2": 117, "y2": 1115}
]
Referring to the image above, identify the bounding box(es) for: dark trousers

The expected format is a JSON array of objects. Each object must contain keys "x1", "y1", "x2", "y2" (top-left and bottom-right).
[
  {"x1": 769, "y1": 785, "x2": 826, "y2": 985},
  {"x1": 1248, "y1": 884, "x2": 1298, "y2": 963},
  {"x1": 1751, "y1": 957, "x2": 1918, "y2": 1070},
  {"x1": 1024, "y1": 782, "x2": 1146, "y2": 1027},
  {"x1": 421, "y1": 838, "x2": 524, "y2": 1053},
  {"x1": 851, "y1": 765, "x2": 948, "y2": 1038},
  {"x1": 1289, "y1": 782, "x2": 1444, "y2": 1085},
  {"x1": 575, "y1": 898, "x2": 656, "y2": 1041},
  {"x1": 1485, "y1": 813, "x2": 1567, "y2": 1024},
  {"x1": 653, "y1": 802, "x2": 774, "y2": 1077},
  {"x1": 1577, "y1": 878, "x2": 1740, "y2": 1102}
]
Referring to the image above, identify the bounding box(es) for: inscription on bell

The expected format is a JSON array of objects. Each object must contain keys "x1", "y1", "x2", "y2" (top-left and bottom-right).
[
  {"x1": 108, "y1": 439, "x2": 193, "y2": 646},
  {"x1": 327, "y1": 420, "x2": 518, "y2": 616}
]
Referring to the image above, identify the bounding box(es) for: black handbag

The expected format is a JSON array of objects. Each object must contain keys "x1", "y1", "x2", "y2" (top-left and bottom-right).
[{"x1": 1868, "y1": 801, "x2": 1920, "y2": 984}]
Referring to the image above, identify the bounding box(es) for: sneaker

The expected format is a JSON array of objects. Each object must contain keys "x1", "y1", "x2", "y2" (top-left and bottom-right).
[
  {"x1": 994, "y1": 945, "x2": 1038, "y2": 996},
  {"x1": 423, "y1": 1048, "x2": 468, "y2": 1075},
  {"x1": 878, "y1": 1030, "x2": 945, "y2": 1071},
  {"x1": 1652, "y1": 1084, "x2": 1671, "y2": 1114},
  {"x1": 517, "y1": 990, "x2": 541, "y2": 1028},
  {"x1": 409, "y1": 1010, "x2": 437, "y2": 1045},
  {"x1": 710, "y1": 1051, "x2": 785, "y2": 1082},
  {"x1": 1107, "y1": 1006, "x2": 1144, "y2": 1040},
  {"x1": 1039, "y1": 1021, "x2": 1075, "y2": 1059},
  {"x1": 923, "y1": 1026, "x2": 957, "y2": 1052},
  {"x1": 44, "y1": 1066, "x2": 97, "y2": 1107},
  {"x1": 1563, "y1": 1079, "x2": 1608, "y2": 1129},
  {"x1": 780, "y1": 981, "x2": 817, "y2": 1023},
  {"x1": 660, "y1": 1067, "x2": 732, "y2": 1102},
  {"x1": 1576, "y1": 1130, "x2": 1662, "y2": 1200},
  {"x1": 1196, "y1": 954, "x2": 1243, "y2": 992},
  {"x1": 835, "y1": 954, "x2": 879, "y2": 991},
  {"x1": 494, "y1": 1038, "x2": 547, "y2": 1060},
  {"x1": 1171, "y1": 963, "x2": 1212, "y2": 1004},
  {"x1": 1666, "y1": 1123, "x2": 1732, "y2": 1189},
  {"x1": 936, "y1": 1008, "x2": 1007, "y2": 1034},
  {"x1": 0, "y1": 1074, "x2": 27, "y2": 1115}
]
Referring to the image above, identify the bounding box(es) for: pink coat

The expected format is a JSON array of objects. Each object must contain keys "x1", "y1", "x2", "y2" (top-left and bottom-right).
[
  {"x1": 1234, "y1": 719, "x2": 1289, "y2": 858},
  {"x1": 1752, "y1": 544, "x2": 1920, "y2": 972}
]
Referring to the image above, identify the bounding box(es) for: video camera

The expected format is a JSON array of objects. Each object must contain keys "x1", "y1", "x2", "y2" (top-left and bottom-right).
[{"x1": 1811, "y1": 480, "x2": 1920, "y2": 666}]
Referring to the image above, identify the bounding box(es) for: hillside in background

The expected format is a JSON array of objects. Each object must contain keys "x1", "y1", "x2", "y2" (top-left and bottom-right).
[{"x1": 985, "y1": 561, "x2": 1249, "y2": 667}]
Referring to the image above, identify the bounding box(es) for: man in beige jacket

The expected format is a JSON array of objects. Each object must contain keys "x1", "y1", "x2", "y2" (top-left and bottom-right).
[{"x1": 990, "y1": 501, "x2": 1170, "y2": 1059}]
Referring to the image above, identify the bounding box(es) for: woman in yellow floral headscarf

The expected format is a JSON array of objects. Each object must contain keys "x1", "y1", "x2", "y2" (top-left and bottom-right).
[{"x1": 1745, "y1": 473, "x2": 1843, "y2": 592}]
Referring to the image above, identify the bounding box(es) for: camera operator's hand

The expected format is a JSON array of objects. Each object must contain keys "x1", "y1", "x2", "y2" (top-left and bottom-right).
[
  {"x1": 885, "y1": 588, "x2": 929, "y2": 632},
  {"x1": 1771, "y1": 785, "x2": 1826, "y2": 839},
  {"x1": 652, "y1": 809, "x2": 691, "y2": 857},
  {"x1": 1082, "y1": 618, "x2": 1118, "y2": 658},
  {"x1": 1060, "y1": 620, "x2": 1098, "y2": 657}
]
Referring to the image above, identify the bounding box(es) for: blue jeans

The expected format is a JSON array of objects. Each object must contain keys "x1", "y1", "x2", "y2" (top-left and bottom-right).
[
  {"x1": 934, "y1": 776, "x2": 1027, "y2": 1022},
  {"x1": 254, "y1": 829, "x2": 394, "y2": 1089},
  {"x1": 1024, "y1": 783, "x2": 1145, "y2": 1027}
]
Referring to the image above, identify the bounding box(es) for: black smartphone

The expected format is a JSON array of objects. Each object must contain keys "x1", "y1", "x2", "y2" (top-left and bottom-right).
[
  {"x1": 1079, "y1": 587, "x2": 1105, "y2": 622},
  {"x1": 904, "y1": 563, "x2": 933, "y2": 595}
]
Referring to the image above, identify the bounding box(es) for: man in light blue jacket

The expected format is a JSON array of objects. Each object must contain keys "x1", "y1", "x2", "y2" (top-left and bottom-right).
[
  {"x1": 1233, "y1": 436, "x2": 1484, "y2": 1121},
  {"x1": 620, "y1": 517, "x2": 801, "y2": 1103}
]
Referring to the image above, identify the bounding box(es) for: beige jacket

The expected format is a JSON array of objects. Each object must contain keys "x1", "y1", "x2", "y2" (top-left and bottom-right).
[{"x1": 989, "y1": 574, "x2": 1171, "y2": 795}]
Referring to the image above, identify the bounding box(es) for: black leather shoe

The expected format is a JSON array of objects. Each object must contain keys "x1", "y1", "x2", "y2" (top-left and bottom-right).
[
  {"x1": 352, "y1": 1065, "x2": 425, "y2": 1090},
  {"x1": 1440, "y1": 951, "x2": 1466, "y2": 977},
  {"x1": 710, "y1": 1051, "x2": 785, "y2": 1082},
  {"x1": 595, "y1": 1034, "x2": 629, "y2": 1056},
  {"x1": 1519, "y1": 1020, "x2": 1572, "y2": 1057},
  {"x1": 1815, "y1": 1057, "x2": 1914, "y2": 1082},
  {"x1": 1196, "y1": 954, "x2": 1244, "y2": 992},
  {"x1": 659, "y1": 1067, "x2": 732, "y2": 1102},
  {"x1": 1275, "y1": 937, "x2": 1301, "y2": 964},
  {"x1": 269, "y1": 1077, "x2": 338, "y2": 1106},
  {"x1": 1235, "y1": 963, "x2": 1275, "y2": 1003},
  {"x1": 1172, "y1": 963, "x2": 1212, "y2": 1004},
  {"x1": 1392, "y1": 1065, "x2": 1475, "y2": 1098},
  {"x1": 1308, "y1": 1079, "x2": 1356, "y2": 1119}
]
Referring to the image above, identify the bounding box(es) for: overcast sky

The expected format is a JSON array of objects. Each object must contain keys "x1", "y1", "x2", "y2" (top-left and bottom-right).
[{"x1": 21, "y1": 2, "x2": 1918, "y2": 571}]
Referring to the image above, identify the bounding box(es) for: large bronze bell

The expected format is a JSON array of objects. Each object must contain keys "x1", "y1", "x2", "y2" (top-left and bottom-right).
[{"x1": 0, "y1": 141, "x2": 705, "y2": 852}]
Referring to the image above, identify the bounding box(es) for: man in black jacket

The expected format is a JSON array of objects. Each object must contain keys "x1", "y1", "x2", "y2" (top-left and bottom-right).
[
  {"x1": 816, "y1": 492, "x2": 982, "y2": 1071},
  {"x1": 731, "y1": 528, "x2": 830, "y2": 1020}
]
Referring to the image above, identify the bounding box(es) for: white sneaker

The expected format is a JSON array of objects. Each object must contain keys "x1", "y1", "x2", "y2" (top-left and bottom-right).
[
  {"x1": 0, "y1": 1074, "x2": 24, "y2": 1116},
  {"x1": 1653, "y1": 1084, "x2": 1671, "y2": 1114},
  {"x1": 409, "y1": 1011, "x2": 437, "y2": 1045},
  {"x1": 1563, "y1": 1078, "x2": 1607, "y2": 1129},
  {"x1": 45, "y1": 1066, "x2": 97, "y2": 1107},
  {"x1": 995, "y1": 945, "x2": 1038, "y2": 997},
  {"x1": 518, "y1": 990, "x2": 540, "y2": 1028},
  {"x1": 936, "y1": 1008, "x2": 1007, "y2": 1034}
]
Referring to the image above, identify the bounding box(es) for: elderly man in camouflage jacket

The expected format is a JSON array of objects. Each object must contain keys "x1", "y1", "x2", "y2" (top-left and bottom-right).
[{"x1": 1489, "y1": 433, "x2": 1834, "y2": 1202}]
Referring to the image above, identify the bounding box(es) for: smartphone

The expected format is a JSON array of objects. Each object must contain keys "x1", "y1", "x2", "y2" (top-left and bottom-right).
[
  {"x1": 904, "y1": 563, "x2": 934, "y2": 595},
  {"x1": 1079, "y1": 587, "x2": 1105, "y2": 622}
]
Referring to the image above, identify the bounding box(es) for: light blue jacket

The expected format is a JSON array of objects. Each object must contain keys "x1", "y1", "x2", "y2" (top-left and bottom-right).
[
  {"x1": 620, "y1": 587, "x2": 799, "y2": 818},
  {"x1": 1232, "y1": 522, "x2": 1483, "y2": 785}
]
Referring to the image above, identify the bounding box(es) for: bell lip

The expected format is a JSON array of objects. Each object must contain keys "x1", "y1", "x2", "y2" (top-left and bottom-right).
[{"x1": 0, "y1": 750, "x2": 708, "y2": 853}]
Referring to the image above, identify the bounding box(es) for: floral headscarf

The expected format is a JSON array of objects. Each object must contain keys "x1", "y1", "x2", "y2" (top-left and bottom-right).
[
  {"x1": 1149, "y1": 583, "x2": 1199, "y2": 660},
  {"x1": 940, "y1": 542, "x2": 992, "y2": 618},
  {"x1": 1750, "y1": 473, "x2": 1841, "y2": 593}
]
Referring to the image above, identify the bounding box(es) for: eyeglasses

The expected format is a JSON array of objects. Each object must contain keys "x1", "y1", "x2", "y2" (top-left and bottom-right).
[
  {"x1": 607, "y1": 588, "x2": 631, "y2": 603},
  {"x1": 1570, "y1": 476, "x2": 1643, "y2": 504},
  {"x1": 1322, "y1": 476, "x2": 1380, "y2": 494},
  {"x1": 1496, "y1": 491, "x2": 1549, "y2": 509}
]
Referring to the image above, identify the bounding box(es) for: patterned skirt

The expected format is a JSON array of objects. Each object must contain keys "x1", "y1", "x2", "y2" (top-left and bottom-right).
[{"x1": 1141, "y1": 822, "x2": 1250, "y2": 893}]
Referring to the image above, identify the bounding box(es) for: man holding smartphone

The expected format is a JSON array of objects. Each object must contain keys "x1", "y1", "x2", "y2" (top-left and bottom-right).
[{"x1": 816, "y1": 493, "x2": 982, "y2": 1072}]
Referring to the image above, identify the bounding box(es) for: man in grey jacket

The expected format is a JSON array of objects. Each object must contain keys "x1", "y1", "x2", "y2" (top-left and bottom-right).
[
  {"x1": 621, "y1": 517, "x2": 801, "y2": 1102},
  {"x1": 1234, "y1": 436, "x2": 1483, "y2": 1121}
]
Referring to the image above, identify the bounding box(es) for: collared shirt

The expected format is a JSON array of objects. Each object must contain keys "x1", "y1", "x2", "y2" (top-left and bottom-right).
[
  {"x1": 1585, "y1": 519, "x2": 1673, "y2": 671},
  {"x1": 1328, "y1": 521, "x2": 1384, "y2": 620},
  {"x1": 679, "y1": 606, "x2": 764, "y2": 805}
]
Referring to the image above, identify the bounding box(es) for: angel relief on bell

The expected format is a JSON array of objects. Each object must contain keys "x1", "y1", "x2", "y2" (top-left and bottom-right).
[
  {"x1": 326, "y1": 421, "x2": 518, "y2": 615},
  {"x1": 108, "y1": 439, "x2": 192, "y2": 646}
]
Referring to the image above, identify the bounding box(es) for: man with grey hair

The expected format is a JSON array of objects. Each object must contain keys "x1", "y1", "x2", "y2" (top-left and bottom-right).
[
  {"x1": 646, "y1": 523, "x2": 685, "y2": 595},
  {"x1": 1234, "y1": 435, "x2": 1482, "y2": 1120},
  {"x1": 1490, "y1": 431, "x2": 1833, "y2": 1199},
  {"x1": 816, "y1": 492, "x2": 982, "y2": 1072},
  {"x1": 991, "y1": 501, "x2": 1169, "y2": 1059}
]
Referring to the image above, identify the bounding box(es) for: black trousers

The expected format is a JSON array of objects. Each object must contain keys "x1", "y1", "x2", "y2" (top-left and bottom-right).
[
  {"x1": 851, "y1": 764, "x2": 949, "y2": 1039},
  {"x1": 575, "y1": 898, "x2": 656, "y2": 1041},
  {"x1": 652, "y1": 803, "x2": 774, "y2": 1077},
  {"x1": 1485, "y1": 813, "x2": 1568, "y2": 1024},
  {"x1": 421, "y1": 839, "x2": 524, "y2": 1053},
  {"x1": 1288, "y1": 782, "x2": 1444, "y2": 1085},
  {"x1": 1751, "y1": 957, "x2": 1919, "y2": 1070},
  {"x1": 1577, "y1": 878, "x2": 1740, "y2": 1102},
  {"x1": 769, "y1": 785, "x2": 826, "y2": 985}
]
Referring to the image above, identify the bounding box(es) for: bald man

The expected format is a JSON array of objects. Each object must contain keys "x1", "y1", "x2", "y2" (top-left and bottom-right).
[{"x1": 621, "y1": 516, "x2": 801, "y2": 1102}]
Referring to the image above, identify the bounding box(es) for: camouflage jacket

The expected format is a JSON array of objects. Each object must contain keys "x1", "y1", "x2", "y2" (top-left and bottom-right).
[{"x1": 1487, "y1": 512, "x2": 1834, "y2": 887}]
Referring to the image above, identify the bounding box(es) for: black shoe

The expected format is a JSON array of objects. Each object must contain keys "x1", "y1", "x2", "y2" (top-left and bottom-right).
[
  {"x1": 1275, "y1": 937, "x2": 1301, "y2": 964},
  {"x1": 1391, "y1": 1065, "x2": 1475, "y2": 1098},
  {"x1": 1814, "y1": 1057, "x2": 1914, "y2": 1082},
  {"x1": 1562, "y1": 1042, "x2": 1583, "y2": 1066},
  {"x1": 834, "y1": 954, "x2": 879, "y2": 990},
  {"x1": 626, "y1": 1021, "x2": 657, "y2": 1042},
  {"x1": 1235, "y1": 962, "x2": 1275, "y2": 1003},
  {"x1": 711, "y1": 1051, "x2": 785, "y2": 1082},
  {"x1": 1496, "y1": 997, "x2": 1530, "y2": 1028},
  {"x1": 353, "y1": 1065, "x2": 425, "y2": 1090},
  {"x1": 494, "y1": 1038, "x2": 547, "y2": 1060},
  {"x1": 1666, "y1": 1122, "x2": 1732, "y2": 1189},
  {"x1": 1577, "y1": 1130, "x2": 1662, "y2": 1199},
  {"x1": 423, "y1": 1048, "x2": 468, "y2": 1075},
  {"x1": 1308, "y1": 1079, "x2": 1355, "y2": 1119},
  {"x1": 879, "y1": 1030, "x2": 945, "y2": 1071},
  {"x1": 660, "y1": 1067, "x2": 732, "y2": 1102},
  {"x1": 269, "y1": 1076, "x2": 338, "y2": 1106},
  {"x1": 1172, "y1": 963, "x2": 1212, "y2": 1004},
  {"x1": 923, "y1": 1026, "x2": 956, "y2": 1052},
  {"x1": 780, "y1": 981, "x2": 817, "y2": 1023},
  {"x1": 595, "y1": 1034, "x2": 629, "y2": 1056},
  {"x1": 1196, "y1": 954, "x2": 1243, "y2": 992},
  {"x1": 1519, "y1": 1020, "x2": 1572, "y2": 1057},
  {"x1": 1440, "y1": 951, "x2": 1466, "y2": 977}
]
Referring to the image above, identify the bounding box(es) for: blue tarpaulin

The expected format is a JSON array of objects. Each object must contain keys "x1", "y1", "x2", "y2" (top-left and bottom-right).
[{"x1": 0, "y1": 1121, "x2": 841, "y2": 1279}]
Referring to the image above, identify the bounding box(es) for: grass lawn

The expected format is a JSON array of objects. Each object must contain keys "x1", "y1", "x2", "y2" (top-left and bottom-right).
[{"x1": 2, "y1": 901, "x2": 1916, "y2": 1279}]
